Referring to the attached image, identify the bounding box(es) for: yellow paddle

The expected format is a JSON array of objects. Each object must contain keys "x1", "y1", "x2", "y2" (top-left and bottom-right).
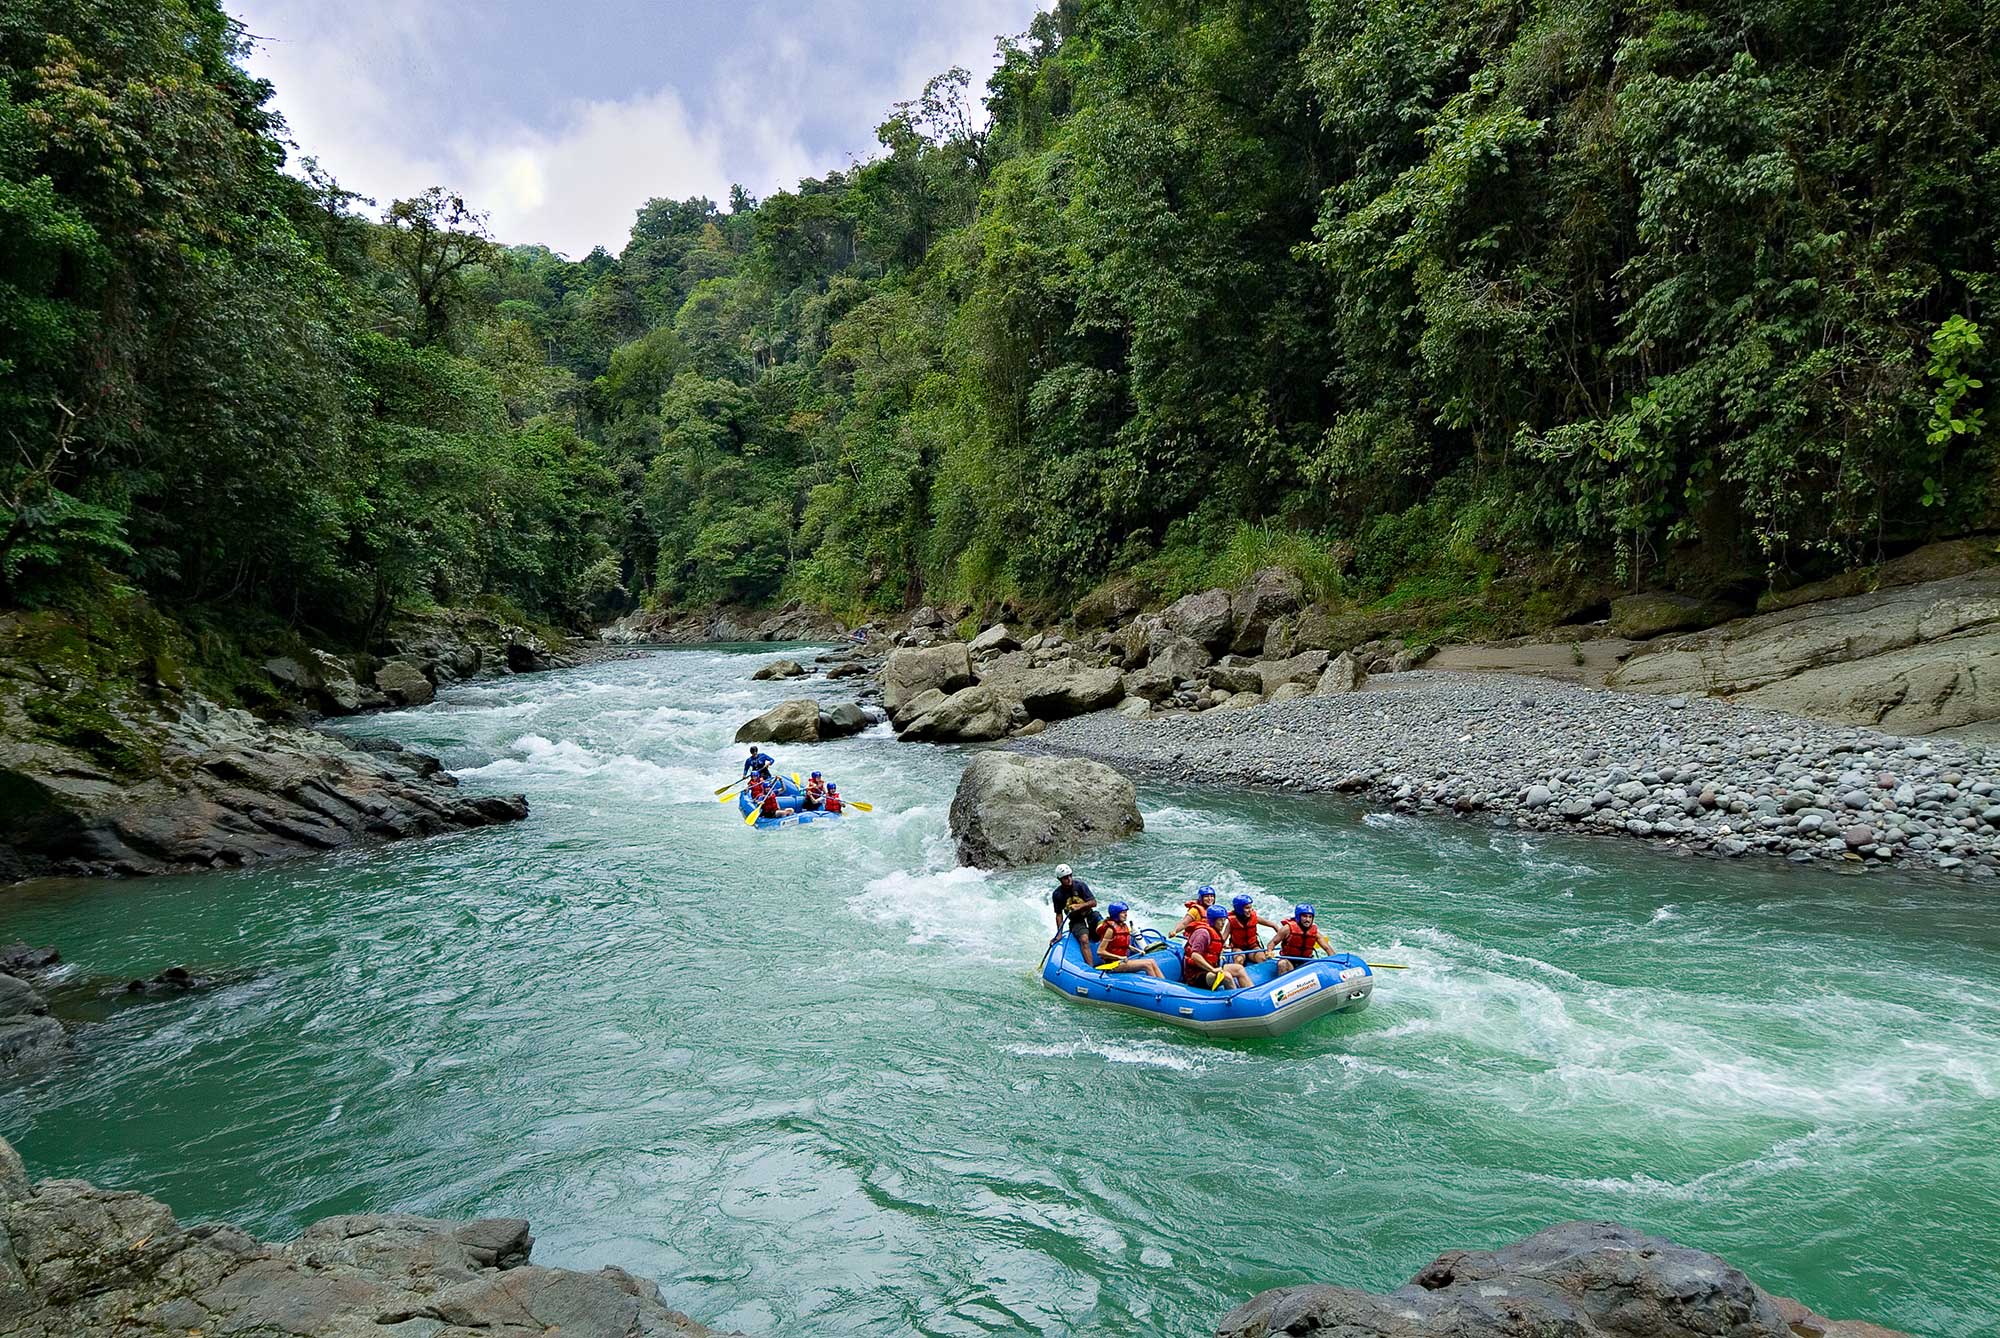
[
  {"x1": 715, "y1": 776, "x2": 747, "y2": 797},
  {"x1": 1367, "y1": 962, "x2": 1409, "y2": 970}
]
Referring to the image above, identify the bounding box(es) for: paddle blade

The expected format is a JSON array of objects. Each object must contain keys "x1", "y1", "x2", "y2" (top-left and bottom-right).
[
  {"x1": 849, "y1": 800, "x2": 873, "y2": 811},
  {"x1": 743, "y1": 808, "x2": 760, "y2": 826},
  {"x1": 1367, "y1": 962, "x2": 1408, "y2": 970}
]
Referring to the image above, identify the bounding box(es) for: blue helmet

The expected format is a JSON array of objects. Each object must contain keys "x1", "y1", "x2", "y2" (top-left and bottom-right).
[
  {"x1": 827, "y1": 782, "x2": 838, "y2": 791},
  {"x1": 1295, "y1": 903, "x2": 1316, "y2": 920},
  {"x1": 1205, "y1": 905, "x2": 1228, "y2": 922},
  {"x1": 1232, "y1": 893, "x2": 1253, "y2": 911},
  {"x1": 1196, "y1": 885, "x2": 1217, "y2": 901},
  {"x1": 1107, "y1": 902, "x2": 1128, "y2": 918},
  {"x1": 811, "y1": 770, "x2": 822, "y2": 778}
]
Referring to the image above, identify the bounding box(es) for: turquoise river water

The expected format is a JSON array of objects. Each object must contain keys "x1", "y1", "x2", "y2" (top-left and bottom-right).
[{"x1": 2, "y1": 647, "x2": 1996, "y2": 1336}]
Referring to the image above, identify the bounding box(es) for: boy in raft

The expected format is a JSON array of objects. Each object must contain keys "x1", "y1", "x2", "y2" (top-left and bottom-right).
[
  {"x1": 1051, "y1": 864, "x2": 1103, "y2": 964},
  {"x1": 802, "y1": 770, "x2": 827, "y2": 810},
  {"x1": 823, "y1": 782, "x2": 843, "y2": 814},
  {"x1": 1172, "y1": 885, "x2": 1220, "y2": 938},
  {"x1": 1092, "y1": 903, "x2": 1164, "y2": 978},
  {"x1": 1272, "y1": 904, "x2": 1329, "y2": 976},
  {"x1": 1221, "y1": 893, "x2": 1274, "y2": 966},
  {"x1": 1183, "y1": 905, "x2": 1251, "y2": 990}
]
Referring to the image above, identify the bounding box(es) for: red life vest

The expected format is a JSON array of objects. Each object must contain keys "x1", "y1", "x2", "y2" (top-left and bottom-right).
[
  {"x1": 805, "y1": 778, "x2": 826, "y2": 801},
  {"x1": 748, "y1": 776, "x2": 768, "y2": 800},
  {"x1": 1098, "y1": 917, "x2": 1132, "y2": 958},
  {"x1": 1279, "y1": 918, "x2": 1323, "y2": 958},
  {"x1": 761, "y1": 792, "x2": 780, "y2": 817},
  {"x1": 1182, "y1": 925, "x2": 1219, "y2": 984},
  {"x1": 824, "y1": 792, "x2": 843, "y2": 813},
  {"x1": 1224, "y1": 909, "x2": 1263, "y2": 950}
]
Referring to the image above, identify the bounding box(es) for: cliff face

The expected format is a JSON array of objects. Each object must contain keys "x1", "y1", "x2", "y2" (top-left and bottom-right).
[{"x1": 0, "y1": 1137, "x2": 735, "y2": 1338}]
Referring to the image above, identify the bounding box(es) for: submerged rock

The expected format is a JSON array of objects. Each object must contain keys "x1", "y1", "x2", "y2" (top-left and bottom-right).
[
  {"x1": 948, "y1": 752, "x2": 1143, "y2": 868},
  {"x1": 0, "y1": 1137, "x2": 736, "y2": 1337},
  {"x1": 1215, "y1": 1220, "x2": 1907, "y2": 1338}
]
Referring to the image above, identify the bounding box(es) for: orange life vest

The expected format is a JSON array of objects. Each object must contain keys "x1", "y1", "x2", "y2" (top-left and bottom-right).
[
  {"x1": 1098, "y1": 917, "x2": 1132, "y2": 958},
  {"x1": 1224, "y1": 909, "x2": 1263, "y2": 951},
  {"x1": 1279, "y1": 918, "x2": 1324, "y2": 958}
]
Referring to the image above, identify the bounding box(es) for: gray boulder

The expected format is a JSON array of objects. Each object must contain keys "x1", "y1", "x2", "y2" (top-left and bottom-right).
[
  {"x1": 372, "y1": 660, "x2": 434, "y2": 707},
  {"x1": 1610, "y1": 590, "x2": 1744, "y2": 640},
  {"x1": 818, "y1": 703, "x2": 870, "y2": 738},
  {"x1": 1161, "y1": 587, "x2": 1236, "y2": 652},
  {"x1": 967, "y1": 624, "x2": 1021, "y2": 656},
  {"x1": 1316, "y1": 651, "x2": 1366, "y2": 695},
  {"x1": 825, "y1": 661, "x2": 869, "y2": 680},
  {"x1": 0, "y1": 973, "x2": 65, "y2": 1071},
  {"x1": 308, "y1": 651, "x2": 383, "y2": 714},
  {"x1": 1257, "y1": 649, "x2": 1329, "y2": 695},
  {"x1": 733, "y1": 698, "x2": 822, "y2": 744},
  {"x1": 0, "y1": 1136, "x2": 736, "y2": 1337},
  {"x1": 1147, "y1": 629, "x2": 1212, "y2": 682},
  {"x1": 882, "y1": 644, "x2": 975, "y2": 720},
  {"x1": 750, "y1": 658, "x2": 806, "y2": 680},
  {"x1": 1206, "y1": 659, "x2": 1266, "y2": 695},
  {"x1": 1609, "y1": 568, "x2": 2000, "y2": 736},
  {"x1": 1230, "y1": 567, "x2": 1304, "y2": 655},
  {"x1": 896, "y1": 685, "x2": 1019, "y2": 743},
  {"x1": 948, "y1": 752, "x2": 1144, "y2": 868},
  {"x1": 1016, "y1": 665, "x2": 1125, "y2": 721},
  {"x1": 1214, "y1": 1220, "x2": 1900, "y2": 1338},
  {"x1": 1122, "y1": 668, "x2": 1176, "y2": 703},
  {"x1": 1269, "y1": 681, "x2": 1311, "y2": 704}
]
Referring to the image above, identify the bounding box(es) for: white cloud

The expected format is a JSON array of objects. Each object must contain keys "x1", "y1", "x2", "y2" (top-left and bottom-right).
[{"x1": 236, "y1": 0, "x2": 1049, "y2": 258}]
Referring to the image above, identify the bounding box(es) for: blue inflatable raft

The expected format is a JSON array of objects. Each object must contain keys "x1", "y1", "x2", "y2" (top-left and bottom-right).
[
  {"x1": 738, "y1": 775, "x2": 844, "y2": 828},
  {"x1": 1039, "y1": 928, "x2": 1374, "y2": 1038}
]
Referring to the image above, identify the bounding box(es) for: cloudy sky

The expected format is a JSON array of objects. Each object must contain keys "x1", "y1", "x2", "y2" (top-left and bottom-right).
[{"x1": 234, "y1": 0, "x2": 1048, "y2": 258}]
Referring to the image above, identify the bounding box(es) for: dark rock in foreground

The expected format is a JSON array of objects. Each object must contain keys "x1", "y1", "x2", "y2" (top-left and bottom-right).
[
  {"x1": 1, "y1": 690, "x2": 527, "y2": 881},
  {"x1": 1217, "y1": 1221, "x2": 1906, "y2": 1338},
  {"x1": 0, "y1": 1137, "x2": 735, "y2": 1337},
  {"x1": 948, "y1": 752, "x2": 1142, "y2": 868}
]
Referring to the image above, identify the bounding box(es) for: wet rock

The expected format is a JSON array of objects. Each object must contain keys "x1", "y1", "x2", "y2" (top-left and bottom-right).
[
  {"x1": 0, "y1": 973, "x2": 66, "y2": 1070},
  {"x1": 0, "y1": 943, "x2": 60, "y2": 974},
  {"x1": 817, "y1": 703, "x2": 870, "y2": 739},
  {"x1": 734, "y1": 698, "x2": 822, "y2": 744},
  {"x1": 750, "y1": 658, "x2": 807, "y2": 681},
  {"x1": 882, "y1": 644, "x2": 975, "y2": 722},
  {"x1": 0, "y1": 1136, "x2": 737, "y2": 1337},
  {"x1": 948, "y1": 752, "x2": 1143, "y2": 868},
  {"x1": 1213, "y1": 1220, "x2": 1904, "y2": 1338},
  {"x1": 825, "y1": 661, "x2": 869, "y2": 680},
  {"x1": 123, "y1": 966, "x2": 218, "y2": 996},
  {"x1": 372, "y1": 661, "x2": 434, "y2": 708}
]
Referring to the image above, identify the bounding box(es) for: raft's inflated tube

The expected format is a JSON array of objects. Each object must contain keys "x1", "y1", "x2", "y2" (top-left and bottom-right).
[{"x1": 1039, "y1": 931, "x2": 1374, "y2": 1038}]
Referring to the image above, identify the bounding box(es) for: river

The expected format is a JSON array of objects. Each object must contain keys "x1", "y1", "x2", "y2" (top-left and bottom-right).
[{"x1": 2, "y1": 647, "x2": 1995, "y2": 1336}]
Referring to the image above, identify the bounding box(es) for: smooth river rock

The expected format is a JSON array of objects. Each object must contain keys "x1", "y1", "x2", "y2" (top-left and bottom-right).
[
  {"x1": 882, "y1": 644, "x2": 975, "y2": 721},
  {"x1": 734, "y1": 698, "x2": 823, "y2": 743},
  {"x1": 749, "y1": 658, "x2": 806, "y2": 680},
  {"x1": 947, "y1": 752, "x2": 1143, "y2": 868},
  {"x1": 1609, "y1": 568, "x2": 2000, "y2": 735},
  {"x1": 1215, "y1": 1220, "x2": 1908, "y2": 1338},
  {"x1": 0, "y1": 1137, "x2": 737, "y2": 1338}
]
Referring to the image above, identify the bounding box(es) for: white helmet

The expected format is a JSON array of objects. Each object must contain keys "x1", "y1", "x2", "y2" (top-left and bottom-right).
[{"x1": 1055, "y1": 863, "x2": 1074, "y2": 878}]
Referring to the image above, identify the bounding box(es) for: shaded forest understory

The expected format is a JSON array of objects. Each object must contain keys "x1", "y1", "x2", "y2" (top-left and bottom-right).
[{"x1": 3, "y1": 0, "x2": 1996, "y2": 681}]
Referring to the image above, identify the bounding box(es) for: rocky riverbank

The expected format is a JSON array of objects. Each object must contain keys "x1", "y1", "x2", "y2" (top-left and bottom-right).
[
  {"x1": 0, "y1": 1139, "x2": 1904, "y2": 1337},
  {"x1": 1021, "y1": 669, "x2": 2000, "y2": 878}
]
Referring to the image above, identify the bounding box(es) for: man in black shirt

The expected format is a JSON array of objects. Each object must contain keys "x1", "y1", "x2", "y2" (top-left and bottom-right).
[{"x1": 1050, "y1": 863, "x2": 1102, "y2": 965}]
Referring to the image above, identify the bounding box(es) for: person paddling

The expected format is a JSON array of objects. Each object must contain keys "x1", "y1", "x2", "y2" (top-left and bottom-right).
[
  {"x1": 1173, "y1": 885, "x2": 1219, "y2": 938},
  {"x1": 1183, "y1": 905, "x2": 1250, "y2": 991},
  {"x1": 1272, "y1": 904, "x2": 1329, "y2": 976},
  {"x1": 1093, "y1": 903, "x2": 1164, "y2": 978},
  {"x1": 743, "y1": 745, "x2": 774, "y2": 778},
  {"x1": 1221, "y1": 893, "x2": 1274, "y2": 967},
  {"x1": 1051, "y1": 864, "x2": 1102, "y2": 965},
  {"x1": 802, "y1": 770, "x2": 827, "y2": 811},
  {"x1": 823, "y1": 782, "x2": 844, "y2": 815}
]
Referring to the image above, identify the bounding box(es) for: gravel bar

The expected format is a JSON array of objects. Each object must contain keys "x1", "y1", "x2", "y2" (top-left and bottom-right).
[{"x1": 1019, "y1": 670, "x2": 2000, "y2": 879}]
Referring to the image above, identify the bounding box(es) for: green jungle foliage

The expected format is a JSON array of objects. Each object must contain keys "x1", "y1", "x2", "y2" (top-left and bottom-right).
[{"x1": 3, "y1": 0, "x2": 1995, "y2": 636}]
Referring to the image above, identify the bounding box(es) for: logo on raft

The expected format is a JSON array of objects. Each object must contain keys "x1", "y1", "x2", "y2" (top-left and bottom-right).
[{"x1": 1270, "y1": 973, "x2": 1323, "y2": 1009}]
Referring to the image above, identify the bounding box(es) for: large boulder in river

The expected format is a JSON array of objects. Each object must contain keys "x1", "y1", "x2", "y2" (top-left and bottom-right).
[
  {"x1": 1609, "y1": 568, "x2": 2000, "y2": 736},
  {"x1": 734, "y1": 698, "x2": 822, "y2": 743},
  {"x1": 0, "y1": 973, "x2": 66, "y2": 1071},
  {"x1": 882, "y1": 644, "x2": 974, "y2": 720},
  {"x1": 817, "y1": 703, "x2": 871, "y2": 738},
  {"x1": 1214, "y1": 1220, "x2": 1905, "y2": 1338},
  {"x1": 896, "y1": 684, "x2": 1019, "y2": 742},
  {"x1": 948, "y1": 752, "x2": 1144, "y2": 868},
  {"x1": 750, "y1": 658, "x2": 806, "y2": 681},
  {"x1": 372, "y1": 660, "x2": 434, "y2": 707}
]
